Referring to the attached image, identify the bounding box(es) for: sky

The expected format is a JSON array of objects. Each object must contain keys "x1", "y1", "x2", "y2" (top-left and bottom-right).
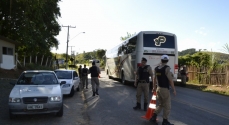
[{"x1": 52, "y1": 0, "x2": 229, "y2": 54}]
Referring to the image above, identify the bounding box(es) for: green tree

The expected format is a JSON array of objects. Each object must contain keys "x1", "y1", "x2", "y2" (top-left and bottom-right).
[
  {"x1": 178, "y1": 48, "x2": 197, "y2": 56},
  {"x1": 120, "y1": 32, "x2": 136, "y2": 41},
  {"x1": 0, "y1": 0, "x2": 61, "y2": 56},
  {"x1": 96, "y1": 49, "x2": 106, "y2": 60}
]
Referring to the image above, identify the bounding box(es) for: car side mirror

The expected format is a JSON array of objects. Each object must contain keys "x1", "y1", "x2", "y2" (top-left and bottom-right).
[
  {"x1": 9, "y1": 80, "x2": 17, "y2": 86},
  {"x1": 74, "y1": 77, "x2": 78, "y2": 80},
  {"x1": 60, "y1": 81, "x2": 66, "y2": 85}
]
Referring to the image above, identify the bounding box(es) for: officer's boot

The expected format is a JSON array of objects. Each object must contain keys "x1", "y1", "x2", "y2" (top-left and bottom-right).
[
  {"x1": 92, "y1": 91, "x2": 95, "y2": 96},
  {"x1": 95, "y1": 89, "x2": 99, "y2": 95},
  {"x1": 150, "y1": 113, "x2": 157, "y2": 122},
  {"x1": 133, "y1": 103, "x2": 141, "y2": 110},
  {"x1": 144, "y1": 103, "x2": 148, "y2": 111},
  {"x1": 162, "y1": 119, "x2": 174, "y2": 125}
]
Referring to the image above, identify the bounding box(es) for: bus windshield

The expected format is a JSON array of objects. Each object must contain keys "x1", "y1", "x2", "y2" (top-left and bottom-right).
[{"x1": 143, "y1": 34, "x2": 175, "y2": 48}]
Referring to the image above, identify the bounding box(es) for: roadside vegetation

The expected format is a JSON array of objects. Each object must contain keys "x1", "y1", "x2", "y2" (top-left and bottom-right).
[{"x1": 178, "y1": 47, "x2": 229, "y2": 96}]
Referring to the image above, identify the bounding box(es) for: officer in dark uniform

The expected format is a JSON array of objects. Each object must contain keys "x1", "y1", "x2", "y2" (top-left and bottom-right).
[
  {"x1": 133, "y1": 57, "x2": 153, "y2": 111},
  {"x1": 88, "y1": 61, "x2": 101, "y2": 96},
  {"x1": 82, "y1": 64, "x2": 89, "y2": 89},
  {"x1": 78, "y1": 65, "x2": 82, "y2": 78},
  {"x1": 150, "y1": 54, "x2": 176, "y2": 125}
]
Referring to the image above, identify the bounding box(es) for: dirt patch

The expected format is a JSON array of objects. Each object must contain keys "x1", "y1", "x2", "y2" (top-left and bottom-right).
[{"x1": 0, "y1": 68, "x2": 24, "y2": 79}]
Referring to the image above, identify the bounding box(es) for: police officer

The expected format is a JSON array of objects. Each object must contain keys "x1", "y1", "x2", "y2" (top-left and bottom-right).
[
  {"x1": 88, "y1": 61, "x2": 101, "y2": 96},
  {"x1": 82, "y1": 64, "x2": 89, "y2": 89},
  {"x1": 133, "y1": 57, "x2": 154, "y2": 111},
  {"x1": 78, "y1": 65, "x2": 82, "y2": 78},
  {"x1": 150, "y1": 55, "x2": 176, "y2": 125}
]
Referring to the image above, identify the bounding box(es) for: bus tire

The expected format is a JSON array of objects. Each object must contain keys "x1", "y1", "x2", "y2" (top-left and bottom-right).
[
  {"x1": 121, "y1": 72, "x2": 126, "y2": 85},
  {"x1": 107, "y1": 70, "x2": 111, "y2": 79}
]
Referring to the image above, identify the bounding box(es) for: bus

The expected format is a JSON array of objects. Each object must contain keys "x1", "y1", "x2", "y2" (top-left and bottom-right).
[{"x1": 105, "y1": 31, "x2": 179, "y2": 85}]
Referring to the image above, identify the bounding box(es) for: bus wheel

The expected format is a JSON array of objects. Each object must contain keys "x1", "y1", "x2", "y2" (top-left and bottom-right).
[
  {"x1": 121, "y1": 72, "x2": 126, "y2": 84},
  {"x1": 107, "y1": 70, "x2": 111, "y2": 79}
]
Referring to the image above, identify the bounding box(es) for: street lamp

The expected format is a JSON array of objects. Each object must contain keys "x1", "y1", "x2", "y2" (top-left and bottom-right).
[{"x1": 66, "y1": 32, "x2": 85, "y2": 69}]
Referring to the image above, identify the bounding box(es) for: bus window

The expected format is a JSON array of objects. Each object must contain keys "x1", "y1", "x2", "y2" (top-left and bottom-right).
[
  {"x1": 143, "y1": 34, "x2": 175, "y2": 48},
  {"x1": 126, "y1": 36, "x2": 137, "y2": 54}
]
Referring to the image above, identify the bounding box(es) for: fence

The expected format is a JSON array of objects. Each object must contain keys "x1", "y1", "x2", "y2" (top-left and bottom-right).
[
  {"x1": 187, "y1": 65, "x2": 229, "y2": 85},
  {"x1": 17, "y1": 54, "x2": 54, "y2": 68}
]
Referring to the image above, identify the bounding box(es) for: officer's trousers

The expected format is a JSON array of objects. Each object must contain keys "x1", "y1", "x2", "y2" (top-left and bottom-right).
[
  {"x1": 154, "y1": 87, "x2": 171, "y2": 119},
  {"x1": 136, "y1": 83, "x2": 149, "y2": 103},
  {"x1": 91, "y1": 77, "x2": 100, "y2": 92},
  {"x1": 82, "y1": 76, "x2": 88, "y2": 88}
]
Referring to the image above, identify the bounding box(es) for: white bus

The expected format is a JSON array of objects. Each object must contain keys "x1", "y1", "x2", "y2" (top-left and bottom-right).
[{"x1": 105, "y1": 31, "x2": 179, "y2": 86}]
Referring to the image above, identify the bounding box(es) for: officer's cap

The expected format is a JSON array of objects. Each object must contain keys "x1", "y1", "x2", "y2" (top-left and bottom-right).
[
  {"x1": 142, "y1": 57, "x2": 147, "y2": 62},
  {"x1": 161, "y1": 55, "x2": 169, "y2": 60}
]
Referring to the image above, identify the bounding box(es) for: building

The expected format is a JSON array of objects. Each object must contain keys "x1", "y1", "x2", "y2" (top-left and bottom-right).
[{"x1": 0, "y1": 36, "x2": 19, "y2": 69}]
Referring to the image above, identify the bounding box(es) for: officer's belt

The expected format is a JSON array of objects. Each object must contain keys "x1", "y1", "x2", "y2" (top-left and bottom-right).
[{"x1": 138, "y1": 80, "x2": 148, "y2": 83}]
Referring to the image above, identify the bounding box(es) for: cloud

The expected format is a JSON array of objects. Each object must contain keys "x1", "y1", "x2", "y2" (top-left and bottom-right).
[{"x1": 194, "y1": 27, "x2": 207, "y2": 36}]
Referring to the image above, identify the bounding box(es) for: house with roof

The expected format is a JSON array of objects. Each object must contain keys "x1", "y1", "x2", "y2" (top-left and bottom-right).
[{"x1": 0, "y1": 36, "x2": 19, "y2": 69}]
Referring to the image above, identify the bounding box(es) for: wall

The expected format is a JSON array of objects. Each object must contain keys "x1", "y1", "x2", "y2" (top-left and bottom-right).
[{"x1": 0, "y1": 39, "x2": 15, "y2": 69}]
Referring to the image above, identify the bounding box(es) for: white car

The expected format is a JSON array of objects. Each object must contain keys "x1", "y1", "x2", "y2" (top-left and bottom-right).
[
  {"x1": 8, "y1": 70, "x2": 66, "y2": 119},
  {"x1": 54, "y1": 69, "x2": 80, "y2": 97}
]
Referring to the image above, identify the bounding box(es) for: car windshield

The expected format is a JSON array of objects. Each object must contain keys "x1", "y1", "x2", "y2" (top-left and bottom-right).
[
  {"x1": 54, "y1": 71, "x2": 72, "y2": 79},
  {"x1": 17, "y1": 72, "x2": 58, "y2": 85}
]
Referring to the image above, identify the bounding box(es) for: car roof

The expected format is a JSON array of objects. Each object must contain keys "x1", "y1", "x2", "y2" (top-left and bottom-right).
[
  {"x1": 23, "y1": 70, "x2": 54, "y2": 73},
  {"x1": 54, "y1": 69, "x2": 75, "y2": 72}
]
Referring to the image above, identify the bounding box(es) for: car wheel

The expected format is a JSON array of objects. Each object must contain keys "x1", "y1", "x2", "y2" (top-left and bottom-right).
[
  {"x1": 56, "y1": 104, "x2": 63, "y2": 117},
  {"x1": 68, "y1": 87, "x2": 75, "y2": 97},
  {"x1": 9, "y1": 110, "x2": 15, "y2": 119}
]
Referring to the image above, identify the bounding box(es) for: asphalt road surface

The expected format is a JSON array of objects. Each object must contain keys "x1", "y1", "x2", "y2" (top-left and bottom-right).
[
  {"x1": 84, "y1": 71, "x2": 229, "y2": 125},
  {"x1": 1, "y1": 71, "x2": 229, "y2": 125}
]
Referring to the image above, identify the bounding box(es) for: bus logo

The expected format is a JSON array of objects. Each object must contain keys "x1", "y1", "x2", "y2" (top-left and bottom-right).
[{"x1": 154, "y1": 36, "x2": 166, "y2": 46}]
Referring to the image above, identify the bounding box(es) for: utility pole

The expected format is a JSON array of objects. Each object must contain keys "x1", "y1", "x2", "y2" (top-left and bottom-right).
[
  {"x1": 62, "y1": 25, "x2": 76, "y2": 69},
  {"x1": 68, "y1": 46, "x2": 75, "y2": 66},
  {"x1": 68, "y1": 46, "x2": 75, "y2": 56}
]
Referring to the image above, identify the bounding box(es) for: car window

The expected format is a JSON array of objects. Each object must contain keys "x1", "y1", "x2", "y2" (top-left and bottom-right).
[
  {"x1": 73, "y1": 71, "x2": 78, "y2": 77},
  {"x1": 17, "y1": 72, "x2": 58, "y2": 85},
  {"x1": 54, "y1": 71, "x2": 72, "y2": 79}
]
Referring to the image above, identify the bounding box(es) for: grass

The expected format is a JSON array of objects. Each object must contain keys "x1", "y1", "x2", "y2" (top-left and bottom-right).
[{"x1": 175, "y1": 81, "x2": 229, "y2": 96}]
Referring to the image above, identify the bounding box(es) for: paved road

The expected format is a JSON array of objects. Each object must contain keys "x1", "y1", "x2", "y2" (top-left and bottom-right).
[
  {"x1": 1, "y1": 71, "x2": 229, "y2": 125},
  {"x1": 84, "y1": 71, "x2": 229, "y2": 125}
]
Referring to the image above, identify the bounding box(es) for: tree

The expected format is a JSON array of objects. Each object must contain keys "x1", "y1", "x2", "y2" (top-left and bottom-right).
[
  {"x1": 222, "y1": 43, "x2": 229, "y2": 54},
  {"x1": 0, "y1": 0, "x2": 61, "y2": 56},
  {"x1": 178, "y1": 48, "x2": 196, "y2": 56},
  {"x1": 120, "y1": 32, "x2": 136, "y2": 41},
  {"x1": 96, "y1": 49, "x2": 106, "y2": 60}
]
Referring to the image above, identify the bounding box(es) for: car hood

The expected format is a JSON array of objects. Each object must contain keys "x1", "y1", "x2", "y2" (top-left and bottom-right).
[{"x1": 9, "y1": 85, "x2": 62, "y2": 97}]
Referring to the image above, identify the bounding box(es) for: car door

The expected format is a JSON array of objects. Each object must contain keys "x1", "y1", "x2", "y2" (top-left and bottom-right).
[{"x1": 73, "y1": 71, "x2": 80, "y2": 90}]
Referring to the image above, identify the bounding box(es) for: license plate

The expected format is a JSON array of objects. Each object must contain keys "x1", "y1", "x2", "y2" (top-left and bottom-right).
[
  {"x1": 177, "y1": 79, "x2": 181, "y2": 82},
  {"x1": 27, "y1": 104, "x2": 43, "y2": 110}
]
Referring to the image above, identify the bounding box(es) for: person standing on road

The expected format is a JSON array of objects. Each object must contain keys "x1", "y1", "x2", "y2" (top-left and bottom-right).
[
  {"x1": 78, "y1": 65, "x2": 82, "y2": 79},
  {"x1": 150, "y1": 55, "x2": 176, "y2": 125},
  {"x1": 133, "y1": 57, "x2": 154, "y2": 111},
  {"x1": 180, "y1": 65, "x2": 187, "y2": 86},
  {"x1": 88, "y1": 61, "x2": 101, "y2": 96},
  {"x1": 82, "y1": 64, "x2": 89, "y2": 89}
]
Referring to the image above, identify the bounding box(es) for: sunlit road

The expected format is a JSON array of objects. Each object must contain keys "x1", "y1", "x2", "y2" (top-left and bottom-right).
[{"x1": 84, "y1": 71, "x2": 229, "y2": 125}]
